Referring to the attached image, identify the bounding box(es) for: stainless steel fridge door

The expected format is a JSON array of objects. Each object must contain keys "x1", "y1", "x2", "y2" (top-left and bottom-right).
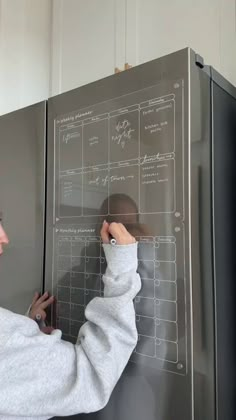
[
  {"x1": 45, "y1": 49, "x2": 194, "y2": 420},
  {"x1": 0, "y1": 102, "x2": 46, "y2": 314}
]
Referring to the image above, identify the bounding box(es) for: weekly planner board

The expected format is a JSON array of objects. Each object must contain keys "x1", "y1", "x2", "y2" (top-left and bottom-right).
[{"x1": 46, "y1": 78, "x2": 187, "y2": 376}]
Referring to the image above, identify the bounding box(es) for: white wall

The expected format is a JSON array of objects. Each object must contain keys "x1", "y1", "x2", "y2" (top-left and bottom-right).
[{"x1": 0, "y1": 0, "x2": 52, "y2": 115}]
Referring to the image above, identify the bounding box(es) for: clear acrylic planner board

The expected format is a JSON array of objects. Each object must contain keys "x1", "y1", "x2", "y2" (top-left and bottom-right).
[{"x1": 45, "y1": 49, "x2": 193, "y2": 420}]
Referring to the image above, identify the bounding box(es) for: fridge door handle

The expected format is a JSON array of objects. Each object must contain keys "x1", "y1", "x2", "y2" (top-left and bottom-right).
[{"x1": 191, "y1": 164, "x2": 204, "y2": 352}]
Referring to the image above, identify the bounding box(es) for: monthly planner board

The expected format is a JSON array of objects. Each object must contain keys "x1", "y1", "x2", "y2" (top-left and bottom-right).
[{"x1": 47, "y1": 79, "x2": 187, "y2": 376}]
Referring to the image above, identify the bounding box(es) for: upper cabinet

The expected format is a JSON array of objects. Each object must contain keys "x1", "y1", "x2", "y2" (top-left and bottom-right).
[
  {"x1": 0, "y1": 0, "x2": 235, "y2": 114},
  {"x1": 50, "y1": 0, "x2": 117, "y2": 95},
  {"x1": 51, "y1": 0, "x2": 236, "y2": 92}
]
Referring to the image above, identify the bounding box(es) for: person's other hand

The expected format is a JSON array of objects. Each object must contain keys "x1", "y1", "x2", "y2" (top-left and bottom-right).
[
  {"x1": 29, "y1": 291, "x2": 54, "y2": 322},
  {"x1": 40, "y1": 326, "x2": 55, "y2": 335},
  {"x1": 101, "y1": 221, "x2": 136, "y2": 245}
]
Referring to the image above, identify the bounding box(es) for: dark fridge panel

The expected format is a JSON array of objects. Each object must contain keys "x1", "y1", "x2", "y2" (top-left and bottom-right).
[
  {"x1": 0, "y1": 102, "x2": 46, "y2": 314},
  {"x1": 45, "y1": 49, "x2": 193, "y2": 420},
  {"x1": 212, "y1": 79, "x2": 236, "y2": 420}
]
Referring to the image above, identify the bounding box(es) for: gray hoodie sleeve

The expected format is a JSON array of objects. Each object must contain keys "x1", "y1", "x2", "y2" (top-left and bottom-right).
[{"x1": 0, "y1": 243, "x2": 141, "y2": 418}]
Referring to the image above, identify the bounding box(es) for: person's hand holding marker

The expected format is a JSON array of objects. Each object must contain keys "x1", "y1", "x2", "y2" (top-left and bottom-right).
[
  {"x1": 101, "y1": 221, "x2": 136, "y2": 245},
  {"x1": 29, "y1": 292, "x2": 54, "y2": 334}
]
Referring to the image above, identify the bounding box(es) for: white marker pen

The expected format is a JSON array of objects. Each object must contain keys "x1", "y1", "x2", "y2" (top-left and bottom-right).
[
  {"x1": 35, "y1": 313, "x2": 41, "y2": 322},
  {"x1": 35, "y1": 313, "x2": 45, "y2": 329}
]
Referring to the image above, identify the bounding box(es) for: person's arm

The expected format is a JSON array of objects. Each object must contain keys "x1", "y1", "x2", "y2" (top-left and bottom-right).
[{"x1": 0, "y1": 223, "x2": 141, "y2": 418}]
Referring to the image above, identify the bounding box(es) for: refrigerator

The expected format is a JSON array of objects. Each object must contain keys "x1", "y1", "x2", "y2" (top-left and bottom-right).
[
  {"x1": 45, "y1": 47, "x2": 236, "y2": 420},
  {"x1": 0, "y1": 102, "x2": 47, "y2": 314},
  {"x1": 1, "y1": 47, "x2": 233, "y2": 420}
]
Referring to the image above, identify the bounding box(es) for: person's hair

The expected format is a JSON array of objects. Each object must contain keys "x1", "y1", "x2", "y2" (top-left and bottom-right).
[{"x1": 100, "y1": 194, "x2": 139, "y2": 222}]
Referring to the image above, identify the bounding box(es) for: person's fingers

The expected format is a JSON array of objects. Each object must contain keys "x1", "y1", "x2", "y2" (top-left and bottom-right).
[
  {"x1": 118, "y1": 224, "x2": 135, "y2": 241},
  {"x1": 118, "y1": 223, "x2": 127, "y2": 233},
  {"x1": 40, "y1": 295, "x2": 54, "y2": 310},
  {"x1": 108, "y1": 222, "x2": 122, "y2": 236},
  {"x1": 36, "y1": 291, "x2": 49, "y2": 304},
  {"x1": 109, "y1": 222, "x2": 136, "y2": 244},
  {"x1": 101, "y1": 220, "x2": 137, "y2": 245},
  {"x1": 29, "y1": 307, "x2": 47, "y2": 321},
  {"x1": 40, "y1": 310, "x2": 47, "y2": 321},
  {"x1": 124, "y1": 233, "x2": 136, "y2": 244},
  {"x1": 100, "y1": 220, "x2": 110, "y2": 244},
  {"x1": 108, "y1": 222, "x2": 122, "y2": 243},
  {"x1": 31, "y1": 292, "x2": 40, "y2": 306}
]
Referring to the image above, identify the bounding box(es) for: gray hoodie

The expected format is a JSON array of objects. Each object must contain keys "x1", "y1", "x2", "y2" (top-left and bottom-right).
[{"x1": 0, "y1": 243, "x2": 141, "y2": 419}]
